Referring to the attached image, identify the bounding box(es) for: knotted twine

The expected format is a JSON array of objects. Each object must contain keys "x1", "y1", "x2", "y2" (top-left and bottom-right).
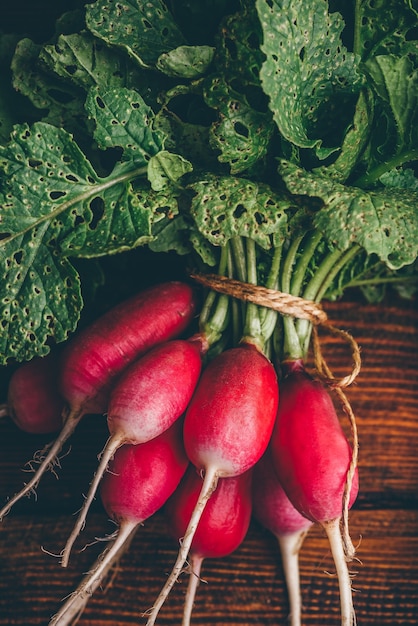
[{"x1": 191, "y1": 272, "x2": 360, "y2": 561}]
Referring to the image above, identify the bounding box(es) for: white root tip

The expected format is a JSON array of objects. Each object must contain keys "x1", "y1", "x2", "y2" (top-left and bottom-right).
[
  {"x1": 323, "y1": 518, "x2": 357, "y2": 626},
  {"x1": 0, "y1": 412, "x2": 82, "y2": 521},
  {"x1": 49, "y1": 520, "x2": 137, "y2": 626},
  {"x1": 277, "y1": 529, "x2": 309, "y2": 626},
  {"x1": 61, "y1": 437, "x2": 121, "y2": 568},
  {"x1": 145, "y1": 467, "x2": 219, "y2": 626}
]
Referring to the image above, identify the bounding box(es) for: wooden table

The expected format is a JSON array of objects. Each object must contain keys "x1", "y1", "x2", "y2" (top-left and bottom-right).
[{"x1": 0, "y1": 296, "x2": 417, "y2": 625}]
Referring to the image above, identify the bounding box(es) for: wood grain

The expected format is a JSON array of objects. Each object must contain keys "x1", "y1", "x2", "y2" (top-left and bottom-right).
[{"x1": 0, "y1": 297, "x2": 417, "y2": 625}]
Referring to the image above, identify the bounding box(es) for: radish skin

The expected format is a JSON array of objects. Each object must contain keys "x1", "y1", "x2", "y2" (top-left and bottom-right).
[
  {"x1": 5, "y1": 352, "x2": 64, "y2": 435},
  {"x1": 0, "y1": 281, "x2": 196, "y2": 521},
  {"x1": 49, "y1": 421, "x2": 189, "y2": 626},
  {"x1": 253, "y1": 447, "x2": 313, "y2": 626},
  {"x1": 270, "y1": 359, "x2": 359, "y2": 626},
  {"x1": 145, "y1": 342, "x2": 279, "y2": 625},
  {"x1": 165, "y1": 466, "x2": 253, "y2": 626},
  {"x1": 61, "y1": 338, "x2": 203, "y2": 566}
]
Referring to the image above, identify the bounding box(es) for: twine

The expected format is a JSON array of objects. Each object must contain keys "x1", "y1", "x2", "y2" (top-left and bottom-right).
[{"x1": 191, "y1": 271, "x2": 360, "y2": 559}]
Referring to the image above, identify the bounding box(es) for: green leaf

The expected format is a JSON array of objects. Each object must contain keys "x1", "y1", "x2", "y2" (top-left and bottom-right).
[
  {"x1": 355, "y1": 0, "x2": 418, "y2": 60},
  {"x1": 314, "y1": 89, "x2": 374, "y2": 183},
  {"x1": 380, "y1": 167, "x2": 418, "y2": 191},
  {"x1": 256, "y1": 0, "x2": 363, "y2": 156},
  {"x1": 365, "y1": 54, "x2": 418, "y2": 152},
  {"x1": 0, "y1": 229, "x2": 82, "y2": 364},
  {"x1": 149, "y1": 214, "x2": 194, "y2": 256},
  {"x1": 203, "y1": 75, "x2": 275, "y2": 174},
  {"x1": 40, "y1": 31, "x2": 144, "y2": 92},
  {"x1": 85, "y1": 87, "x2": 166, "y2": 163},
  {"x1": 156, "y1": 45, "x2": 215, "y2": 78},
  {"x1": 279, "y1": 160, "x2": 418, "y2": 269},
  {"x1": 188, "y1": 175, "x2": 290, "y2": 249},
  {"x1": 0, "y1": 118, "x2": 167, "y2": 362},
  {"x1": 147, "y1": 150, "x2": 193, "y2": 191},
  {"x1": 85, "y1": 0, "x2": 186, "y2": 69}
]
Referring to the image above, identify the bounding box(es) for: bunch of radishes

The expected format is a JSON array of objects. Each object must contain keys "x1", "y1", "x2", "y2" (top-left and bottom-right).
[{"x1": 1, "y1": 278, "x2": 359, "y2": 626}]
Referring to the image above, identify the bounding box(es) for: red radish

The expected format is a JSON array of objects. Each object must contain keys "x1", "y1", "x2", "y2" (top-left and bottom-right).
[
  {"x1": 270, "y1": 359, "x2": 359, "y2": 626},
  {"x1": 252, "y1": 446, "x2": 313, "y2": 626},
  {"x1": 49, "y1": 420, "x2": 189, "y2": 626},
  {"x1": 145, "y1": 341, "x2": 279, "y2": 625},
  {"x1": 5, "y1": 352, "x2": 64, "y2": 435},
  {"x1": 61, "y1": 337, "x2": 204, "y2": 566},
  {"x1": 0, "y1": 281, "x2": 196, "y2": 521},
  {"x1": 165, "y1": 466, "x2": 253, "y2": 626}
]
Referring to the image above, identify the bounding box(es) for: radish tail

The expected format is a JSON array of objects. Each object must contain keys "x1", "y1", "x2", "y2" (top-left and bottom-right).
[
  {"x1": 323, "y1": 518, "x2": 356, "y2": 626},
  {"x1": 0, "y1": 403, "x2": 8, "y2": 419},
  {"x1": 145, "y1": 466, "x2": 219, "y2": 626},
  {"x1": 49, "y1": 519, "x2": 137, "y2": 626},
  {"x1": 277, "y1": 530, "x2": 308, "y2": 626},
  {"x1": 182, "y1": 554, "x2": 204, "y2": 626},
  {"x1": 0, "y1": 410, "x2": 83, "y2": 521},
  {"x1": 61, "y1": 436, "x2": 122, "y2": 567}
]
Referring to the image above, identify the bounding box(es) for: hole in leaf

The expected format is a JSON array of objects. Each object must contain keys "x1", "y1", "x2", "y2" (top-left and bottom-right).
[
  {"x1": 65, "y1": 64, "x2": 77, "y2": 75},
  {"x1": 233, "y1": 203, "x2": 246, "y2": 219},
  {"x1": 89, "y1": 197, "x2": 105, "y2": 230},
  {"x1": 13, "y1": 250, "x2": 23, "y2": 265},
  {"x1": 66, "y1": 174, "x2": 79, "y2": 183},
  {"x1": 234, "y1": 122, "x2": 249, "y2": 138},
  {"x1": 28, "y1": 158, "x2": 43, "y2": 168},
  {"x1": 96, "y1": 96, "x2": 106, "y2": 109},
  {"x1": 49, "y1": 190, "x2": 67, "y2": 200}
]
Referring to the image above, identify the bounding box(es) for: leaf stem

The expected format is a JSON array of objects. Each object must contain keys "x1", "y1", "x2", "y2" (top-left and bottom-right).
[{"x1": 353, "y1": 149, "x2": 418, "y2": 188}]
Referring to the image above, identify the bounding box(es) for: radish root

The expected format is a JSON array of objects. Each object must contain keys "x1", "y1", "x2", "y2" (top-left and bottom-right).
[
  {"x1": 277, "y1": 530, "x2": 309, "y2": 626},
  {"x1": 49, "y1": 520, "x2": 137, "y2": 626},
  {"x1": 323, "y1": 518, "x2": 356, "y2": 626},
  {"x1": 182, "y1": 555, "x2": 204, "y2": 626},
  {"x1": 61, "y1": 435, "x2": 122, "y2": 567},
  {"x1": 145, "y1": 466, "x2": 219, "y2": 626},
  {"x1": 0, "y1": 411, "x2": 82, "y2": 520}
]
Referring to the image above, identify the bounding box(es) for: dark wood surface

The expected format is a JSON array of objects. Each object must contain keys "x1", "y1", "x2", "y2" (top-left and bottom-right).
[{"x1": 0, "y1": 297, "x2": 417, "y2": 625}]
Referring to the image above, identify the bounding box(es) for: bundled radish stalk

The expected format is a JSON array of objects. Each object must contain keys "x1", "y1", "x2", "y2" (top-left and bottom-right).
[
  {"x1": 49, "y1": 420, "x2": 189, "y2": 626},
  {"x1": 61, "y1": 336, "x2": 204, "y2": 567},
  {"x1": 0, "y1": 281, "x2": 196, "y2": 521},
  {"x1": 164, "y1": 465, "x2": 253, "y2": 626},
  {"x1": 145, "y1": 240, "x2": 279, "y2": 626},
  {"x1": 252, "y1": 446, "x2": 313, "y2": 626}
]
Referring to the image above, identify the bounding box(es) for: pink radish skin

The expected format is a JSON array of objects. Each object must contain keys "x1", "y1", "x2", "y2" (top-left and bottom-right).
[
  {"x1": 146, "y1": 341, "x2": 279, "y2": 625},
  {"x1": 253, "y1": 447, "x2": 313, "y2": 626},
  {"x1": 270, "y1": 359, "x2": 359, "y2": 626},
  {"x1": 0, "y1": 281, "x2": 196, "y2": 522},
  {"x1": 165, "y1": 466, "x2": 253, "y2": 626},
  {"x1": 6, "y1": 353, "x2": 64, "y2": 435},
  {"x1": 61, "y1": 337, "x2": 204, "y2": 566},
  {"x1": 49, "y1": 421, "x2": 189, "y2": 626}
]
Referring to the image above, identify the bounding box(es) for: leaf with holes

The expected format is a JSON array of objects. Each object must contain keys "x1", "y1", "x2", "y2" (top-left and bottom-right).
[
  {"x1": 0, "y1": 115, "x2": 170, "y2": 363},
  {"x1": 85, "y1": 86, "x2": 166, "y2": 163},
  {"x1": 204, "y1": 75, "x2": 275, "y2": 174},
  {"x1": 355, "y1": 0, "x2": 418, "y2": 60},
  {"x1": 188, "y1": 175, "x2": 291, "y2": 249},
  {"x1": 0, "y1": 228, "x2": 82, "y2": 363},
  {"x1": 256, "y1": 0, "x2": 363, "y2": 157},
  {"x1": 147, "y1": 150, "x2": 193, "y2": 191},
  {"x1": 156, "y1": 45, "x2": 215, "y2": 78},
  {"x1": 279, "y1": 160, "x2": 418, "y2": 269},
  {"x1": 39, "y1": 31, "x2": 146, "y2": 93},
  {"x1": 85, "y1": 0, "x2": 186, "y2": 69}
]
